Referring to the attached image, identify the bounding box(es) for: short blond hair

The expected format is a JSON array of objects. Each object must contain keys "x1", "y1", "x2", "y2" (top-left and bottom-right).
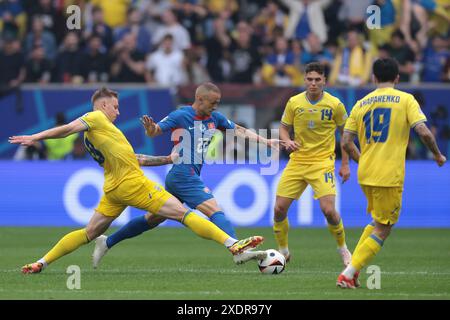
[{"x1": 91, "y1": 87, "x2": 118, "y2": 105}]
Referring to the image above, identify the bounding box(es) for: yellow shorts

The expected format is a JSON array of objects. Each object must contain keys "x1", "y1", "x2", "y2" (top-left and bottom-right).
[
  {"x1": 361, "y1": 185, "x2": 403, "y2": 225},
  {"x1": 276, "y1": 159, "x2": 336, "y2": 200},
  {"x1": 96, "y1": 176, "x2": 173, "y2": 218}
]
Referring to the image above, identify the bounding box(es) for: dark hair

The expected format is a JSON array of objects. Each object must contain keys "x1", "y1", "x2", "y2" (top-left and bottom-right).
[
  {"x1": 91, "y1": 87, "x2": 118, "y2": 105},
  {"x1": 305, "y1": 62, "x2": 325, "y2": 75},
  {"x1": 373, "y1": 58, "x2": 399, "y2": 83}
]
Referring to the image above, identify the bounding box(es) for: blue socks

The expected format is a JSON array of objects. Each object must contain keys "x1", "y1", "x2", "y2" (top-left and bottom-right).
[
  {"x1": 106, "y1": 215, "x2": 151, "y2": 248},
  {"x1": 210, "y1": 211, "x2": 236, "y2": 238}
]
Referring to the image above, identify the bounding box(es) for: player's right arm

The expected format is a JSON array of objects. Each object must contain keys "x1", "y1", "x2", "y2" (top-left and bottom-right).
[
  {"x1": 279, "y1": 123, "x2": 300, "y2": 152},
  {"x1": 280, "y1": 98, "x2": 300, "y2": 152},
  {"x1": 136, "y1": 154, "x2": 173, "y2": 166},
  {"x1": 414, "y1": 123, "x2": 446, "y2": 166},
  {"x1": 141, "y1": 115, "x2": 163, "y2": 137},
  {"x1": 8, "y1": 118, "x2": 87, "y2": 146},
  {"x1": 342, "y1": 104, "x2": 361, "y2": 163}
]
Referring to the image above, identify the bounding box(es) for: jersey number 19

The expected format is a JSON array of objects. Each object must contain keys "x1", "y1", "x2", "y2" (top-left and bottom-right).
[{"x1": 363, "y1": 108, "x2": 391, "y2": 144}]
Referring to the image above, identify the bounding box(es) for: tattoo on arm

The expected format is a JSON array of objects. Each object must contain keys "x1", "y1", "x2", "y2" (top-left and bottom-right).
[
  {"x1": 136, "y1": 154, "x2": 169, "y2": 166},
  {"x1": 342, "y1": 131, "x2": 360, "y2": 163},
  {"x1": 414, "y1": 123, "x2": 441, "y2": 156}
]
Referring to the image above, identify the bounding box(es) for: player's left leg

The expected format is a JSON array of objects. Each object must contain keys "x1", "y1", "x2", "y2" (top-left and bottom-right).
[
  {"x1": 318, "y1": 195, "x2": 351, "y2": 267},
  {"x1": 22, "y1": 211, "x2": 116, "y2": 274},
  {"x1": 93, "y1": 213, "x2": 166, "y2": 268},
  {"x1": 308, "y1": 163, "x2": 350, "y2": 266},
  {"x1": 337, "y1": 186, "x2": 401, "y2": 289},
  {"x1": 196, "y1": 198, "x2": 236, "y2": 238},
  {"x1": 337, "y1": 221, "x2": 393, "y2": 289}
]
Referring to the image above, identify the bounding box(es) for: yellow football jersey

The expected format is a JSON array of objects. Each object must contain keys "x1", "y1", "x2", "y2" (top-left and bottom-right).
[
  {"x1": 345, "y1": 87, "x2": 427, "y2": 187},
  {"x1": 79, "y1": 110, "x2": 143, "y2": 192},
  {"x1": 281, "y1": 91, "x2": 348, "y2": 163}
]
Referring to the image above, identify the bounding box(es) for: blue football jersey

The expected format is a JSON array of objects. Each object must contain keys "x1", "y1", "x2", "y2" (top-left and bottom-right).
[{"x1": 158, "y1": 106, "x2": 235, "y2": 175}]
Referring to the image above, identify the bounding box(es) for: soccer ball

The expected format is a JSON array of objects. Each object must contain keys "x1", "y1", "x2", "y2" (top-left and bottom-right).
[{"x1": 258, "y1": 249, "x2": 286, "y2": 274}]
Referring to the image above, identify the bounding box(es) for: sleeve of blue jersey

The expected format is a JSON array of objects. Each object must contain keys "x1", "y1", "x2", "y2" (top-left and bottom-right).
[
  {"x1": 215, "y1": 112, "x2": 235, "y2": 130},
  {"x1": 158, "y1": 110, "x2": 181, "y2": 132}
]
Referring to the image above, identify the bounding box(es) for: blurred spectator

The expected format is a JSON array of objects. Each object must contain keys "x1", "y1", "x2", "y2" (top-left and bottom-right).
[
  {"x1": 282, "y1": 0, "x2": 330, "y2": 44},
  {"x1": 368, "y1": 0, "x2": 398, "y2": 48},
  {"x1": 430, "y1": 105, "x2": 450, "y2": 157},
  {"x1": 421, "y1": 35, "x2": 450, "y2": 82},
  {"x1": 0, "y1": 37, "x2": 25, "y2": 98},
  {"x1": 44, "y1": 113, "x2": 79, "y2": 160},
  {"x1": 0, "y1": 0, "x2": 26, "y2": 40},
  {"x1": 53, "y1": 31, "x2": 84, "y2": 83},
  {"x1": 252, "y1": 1, "x2": 289, "y2": 45},
  {"x1": 205, "y1": 17, "x2": 232, "y2": 82},
  {"x1": 152, "y1": 9, "x2": 192, "y2": 51},
  {"x1": 83, "y1": 5, "x2": 114, "y2": 50},
  {"x1": 383, "y1": 30, "x2": 416, "y2": 82},
  {"x1": 24, "y1": 44, "x2": 52, "y2": 84},
  {"x1": 114, "y1": 7, "x2": 152, "y2": 55},
  {"x1": 301, "y1": 33, "x2": 333, "y2": 75},
  {"x1": 261, "y1": 37, "x2": 302, "y2": 86},
  {"x1": 90, "y1": 0, "x2": 130, "y2": 28},
  {"x1": 26, "y1": 0, "x2": 65, "y2": 43},
  {"x1": 137, "y1": 0, "x2": 173, "y2": 36},
  {"x1": 329, "y1": 30, "x2": 372, "y2": 86},
  {"x1": 69, "y1": 135, "x2": 88, "y2": 160},
  {"x1": 81, "y1": 35, "x2": 110, "y2": 83},
  {"x1": 13, "y1": 142, "x2": 46, "y2": 160},
  {"x1": 110, "y1": 33, "x2": 146, "y2": 83},
  {"x1": 173, "y1": 0, "x2": 208, "y2": 45},
  {"x1": 185, "y1": 46, "x2": 210, "y2": 84},
  {"x1": 24, "y1": 17, "x2": 57, "y2": 60},
  {"x1": 337, "y1": 0, "x2": 372, "y2": 33},
  {"x1": 204, "y1": 0, "x2": 239, "y2": 16},
  {"x1": 145, "y1": 34, "x2": 187, "y2": 87},
  {"x1": 228, "y1": 22, "x2": 262, "y2": 83}
]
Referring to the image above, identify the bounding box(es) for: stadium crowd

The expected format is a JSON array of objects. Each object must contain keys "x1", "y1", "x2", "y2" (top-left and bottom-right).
[{"x1": 1, "y1": 0, "x2": 449, "y2": 160}]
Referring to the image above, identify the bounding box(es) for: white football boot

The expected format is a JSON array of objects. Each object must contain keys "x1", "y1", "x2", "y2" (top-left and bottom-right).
[
  {"x1": 92, "y1": 235, "x2": 109, "y2": 269},
  {"x1": 233, "y1": 249, "x2": 267, "y2": 265}
]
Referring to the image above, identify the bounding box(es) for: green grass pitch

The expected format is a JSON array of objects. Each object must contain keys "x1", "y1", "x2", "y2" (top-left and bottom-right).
[{"x1": 1, "y1": 227, "x2": 449, "y2": 300}]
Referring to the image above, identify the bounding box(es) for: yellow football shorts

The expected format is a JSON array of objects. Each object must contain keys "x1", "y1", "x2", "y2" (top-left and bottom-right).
[
  {"x1": 96, "y1": 176, "x2": 172, "y2": 218},
  {"x1": 361, "y1": 185, "x2": 403, "y2": 225},
  {"x1": 276, "y1": 159, "x2": 336, "y2": 200}
]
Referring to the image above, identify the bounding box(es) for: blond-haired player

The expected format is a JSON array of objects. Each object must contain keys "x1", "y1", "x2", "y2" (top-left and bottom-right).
[
  {"x1": 9, "y1": 87, "x2": 265, "y2": 273},
  {"x1": 337, "y1": 58, "x2": 446, "y2": 288}
]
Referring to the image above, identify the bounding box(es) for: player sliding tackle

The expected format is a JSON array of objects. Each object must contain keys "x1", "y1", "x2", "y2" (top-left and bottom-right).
[
  {"x1": 92, "y1": 82, "x2": 287, "y2": 268},
  {"x1": 337, "y1": 58, "x2": 446, "y2": 289},
  {"x1": 9, "y1": 87, "x2": 267, "y2": 274}
]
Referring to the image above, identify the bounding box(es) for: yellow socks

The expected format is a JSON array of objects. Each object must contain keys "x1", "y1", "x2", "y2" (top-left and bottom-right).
[
  {"x1": 327, "y1": 218, "x2": 346, "y2": 248},
  {"x1": 43, "y1": 229, "x2": 89, "y2": 265},
  {"x1": 182, "y1": 211, "x2": 230, "y2": 245},
  {"x1": 273, "y1": 218, "x2": 289, "y2": 250},
  {"x1": 351, "y1": 233, "x2": 383, "y2": 270},
  {"x1": 354, "y1": 222, "x2": 375, "y2": 253}
]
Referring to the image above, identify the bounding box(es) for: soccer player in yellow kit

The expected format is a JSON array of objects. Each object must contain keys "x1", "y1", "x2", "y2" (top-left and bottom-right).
[
  {"x1": 273, "y1": 62, "x2": 353, "y2": 266},
  {"x1": 9, "y1": 87, "x2": 264, "y2": 274},
  {"x1": 337, "y1": 58, "x2": 446, "y2": 289}
]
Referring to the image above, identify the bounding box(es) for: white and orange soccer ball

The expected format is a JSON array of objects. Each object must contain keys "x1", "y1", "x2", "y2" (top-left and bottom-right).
[{"x1": 257, "y1": 249, "x2": 286, "y2": 274}]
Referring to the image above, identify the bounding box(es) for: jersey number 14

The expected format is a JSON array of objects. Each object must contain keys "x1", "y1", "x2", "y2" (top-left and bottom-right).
[{"x1": 363, "y1": 108, "x2": 391, "y2": 143}]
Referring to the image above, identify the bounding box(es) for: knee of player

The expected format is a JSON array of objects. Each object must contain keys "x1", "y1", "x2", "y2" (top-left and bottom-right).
[
  {"x1": 274, "y1": 204, "x2": 289, "y2": 218},
  {"x1": 321, "y1": 206, "x2": 337, "y2": 219}
]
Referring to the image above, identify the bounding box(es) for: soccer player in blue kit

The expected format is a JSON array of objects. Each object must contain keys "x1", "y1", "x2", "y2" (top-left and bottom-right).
[{"x1": 92, "y1": 82, "x2": 284, "y2": 267}]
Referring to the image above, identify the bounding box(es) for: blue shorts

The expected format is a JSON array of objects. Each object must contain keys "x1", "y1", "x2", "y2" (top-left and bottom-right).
[{"x1": 165, "y1": 170, "x2": 214, "y2": 209}]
